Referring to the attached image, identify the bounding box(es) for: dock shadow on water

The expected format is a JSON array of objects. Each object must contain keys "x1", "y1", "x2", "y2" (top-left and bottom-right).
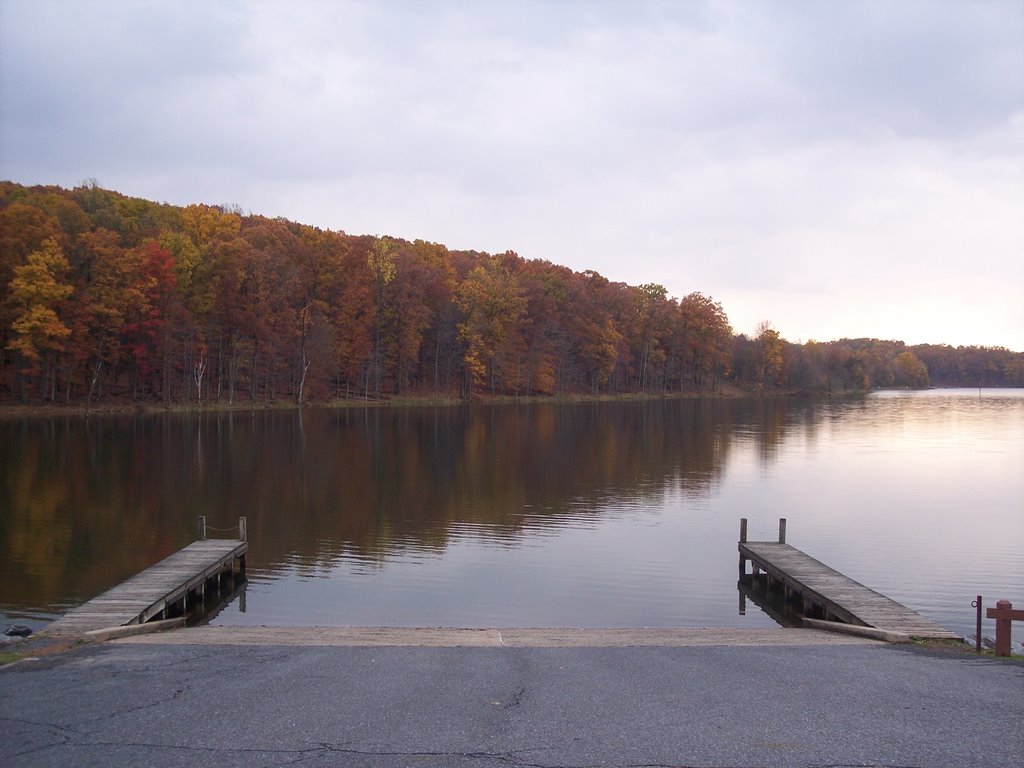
[
  {"x1": 737, "y1": 576, "x2": 805, "y2": 629},
  {"x1": 190, "y1": 578, "x2": 248, "y2": 627}
]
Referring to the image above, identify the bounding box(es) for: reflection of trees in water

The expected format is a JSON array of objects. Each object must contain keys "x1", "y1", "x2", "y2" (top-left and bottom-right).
[
  {"x1": 745, "y1": 396, "x2": 872, "y2": 464},
  {"x1": 267, "y1": 401, "x2": 739, "y2": 571},
  {"x1": 0, "y1": 415, "x2": 202, "y2": 613},
  {"x1": 1, "y1": 398, "x2": 838, "y2": 613}
]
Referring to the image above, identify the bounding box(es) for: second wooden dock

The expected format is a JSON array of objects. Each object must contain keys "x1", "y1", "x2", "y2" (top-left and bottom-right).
[{"x1": 738, "y1": 519, "x2": 961, "y2": 640}]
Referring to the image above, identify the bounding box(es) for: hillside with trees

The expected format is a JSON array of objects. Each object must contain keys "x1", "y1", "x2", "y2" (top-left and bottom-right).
[{"x1": 2, "y1": 181, "x2": 1021, "y2": 406}]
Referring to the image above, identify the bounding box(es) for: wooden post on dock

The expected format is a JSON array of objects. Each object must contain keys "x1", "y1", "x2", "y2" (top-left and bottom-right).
[
  {"x1": 198, "y1": 516, "x2": 207, "y2": 540},
  {"x1": 238, "y1": 516, "x2": 248, "y2": 576},
  {"x1": 778, "y1": 518, "x2": 787, "y2": 544},
  {"x1": 738, "y1": 518, "x2": 748, "y2": 579}
]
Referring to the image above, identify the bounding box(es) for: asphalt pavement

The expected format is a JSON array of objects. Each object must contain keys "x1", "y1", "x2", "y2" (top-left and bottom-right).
[{"x1": 2, "y1": 633, "x2": 1022, "y2": 768}]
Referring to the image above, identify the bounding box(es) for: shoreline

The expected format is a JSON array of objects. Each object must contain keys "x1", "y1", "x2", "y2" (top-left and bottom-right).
[
  {"x1": 6, "y1": 385, "x2": 1015, "y2": 419},
  {"x1": 0, "y1": 386, "x2": 865, "y2": 419}
]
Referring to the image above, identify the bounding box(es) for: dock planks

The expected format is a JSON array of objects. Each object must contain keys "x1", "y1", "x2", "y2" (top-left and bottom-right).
[
  {"x1": 739, "y1": 538, "x2": 961, "y2": 640},
  {"x1": 47, "y1": 539, "x2": 247, "y2": 636}
]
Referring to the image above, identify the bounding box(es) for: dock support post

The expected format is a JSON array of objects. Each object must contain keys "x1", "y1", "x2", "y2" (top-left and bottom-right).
[
  {"x1": 738, "y1": 518, "x2": 747, "y2": 579},
  {"x1": 239, "y1": 516, "x2": 247, "y2": 542},
  {"x1": 778, "y1": 518, "x2": 787, "y2": 544},
  {"x1": 198, "y1": 515, "x2": 207, "y2": 540}
]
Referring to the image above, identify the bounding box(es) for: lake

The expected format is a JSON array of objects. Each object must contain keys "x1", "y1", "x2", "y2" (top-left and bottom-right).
[{"x1": 2, "y1": 389, "x2": 1021, "y2": 641}]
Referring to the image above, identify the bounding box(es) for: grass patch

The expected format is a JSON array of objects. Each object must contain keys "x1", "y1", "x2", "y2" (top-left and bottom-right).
[
  {"x1": 979, "y1": 649, "x2": 1024, "y2": 661},
  {"x1": 908, "y1": 637, "x2": 1024, "y2": 660}
]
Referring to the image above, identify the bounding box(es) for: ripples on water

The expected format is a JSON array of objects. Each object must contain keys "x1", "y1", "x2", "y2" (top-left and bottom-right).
[{"x1": 1, "y1": 389, "x2": 1021, "y2": 640}]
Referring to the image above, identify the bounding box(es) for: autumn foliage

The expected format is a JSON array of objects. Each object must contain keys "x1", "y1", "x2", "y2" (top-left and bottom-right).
[{"x1": 1, "y1": 181, "x2": 1021, "y2": 405}]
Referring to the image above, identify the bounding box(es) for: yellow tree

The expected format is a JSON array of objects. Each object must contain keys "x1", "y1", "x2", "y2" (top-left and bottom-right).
[
  {"x1": 6, "y1": 238, "x2": 74, "y2": 395},
  {"x1": 367, "y1": 237, "x2": 396, "y2": 396},
  {"x1": 175, "y1": 204, "x2": 242, "y2": 319},
  {"x1": 630, "y1": 283, "x2": 672, "y2": 393},
  {"x1": 455, "y1": 258, "x2": 526, "y2": 395},
  {"x1": 894, "y1": 350, "x2": 929, "y2": 388},
  {"x1": 0, "y1": 203, "x2": 63, "y2": 380},
  {"x1": 678, "y1": 292, "x2": 732, "y2": 392},
  {"x1": 755, "y1": 321, "x2": 784, "y2": 391}
]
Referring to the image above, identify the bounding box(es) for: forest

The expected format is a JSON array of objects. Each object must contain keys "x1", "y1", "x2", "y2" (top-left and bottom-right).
[{"x1": 2, "y1": 180, "x2": 1022, "y2": 406}]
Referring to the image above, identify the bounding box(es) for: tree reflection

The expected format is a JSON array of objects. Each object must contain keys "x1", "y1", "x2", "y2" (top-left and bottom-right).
[{"x1": 0, "y1": 398, "x2": 821, "y2": 615}]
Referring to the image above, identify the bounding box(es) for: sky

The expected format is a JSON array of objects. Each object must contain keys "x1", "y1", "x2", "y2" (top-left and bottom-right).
[{"x1": 1, "y1": 0, "x2": 1022, "y2": 350}]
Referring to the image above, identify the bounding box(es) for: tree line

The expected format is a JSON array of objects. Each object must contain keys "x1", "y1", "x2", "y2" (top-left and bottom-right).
[{"x1": 2, "y1": 181, "x2": 1021, "y2": 406}]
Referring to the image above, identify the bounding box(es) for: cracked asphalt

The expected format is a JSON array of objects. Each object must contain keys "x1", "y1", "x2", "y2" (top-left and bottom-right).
[{"x1": 2, "y1": 639, "x2": 1022, "y2": 768}]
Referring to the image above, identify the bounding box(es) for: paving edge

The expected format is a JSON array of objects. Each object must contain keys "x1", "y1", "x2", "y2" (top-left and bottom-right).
[{"x1": 113, "y1": 626, "x2": 885, "y2": 648}]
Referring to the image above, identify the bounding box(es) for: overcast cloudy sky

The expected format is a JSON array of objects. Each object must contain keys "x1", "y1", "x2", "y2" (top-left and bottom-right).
[{"x1": 2, "y1": 1, "x2": 1022, "y2": 349}]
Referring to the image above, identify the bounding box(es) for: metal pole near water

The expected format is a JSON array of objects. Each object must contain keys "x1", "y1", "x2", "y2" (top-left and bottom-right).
[{"x1": 972, "y1": 596, "x2": 983, "y2": 653}]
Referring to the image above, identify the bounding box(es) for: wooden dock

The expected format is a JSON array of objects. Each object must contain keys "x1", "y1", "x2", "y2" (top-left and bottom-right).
[
  {"x1": 738, "y1": 519, "x2": 961, "y2": 640},
  {"x1": 47, "y1": 518, "x2": 247, "y2": 637}
]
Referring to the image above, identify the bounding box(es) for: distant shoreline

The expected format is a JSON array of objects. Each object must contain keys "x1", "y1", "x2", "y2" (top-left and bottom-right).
[
  {"x1": 9, "y1": 385, "x2": 1018, "y2": 419},
  {"x1": 0, "y1": 385, "x2": 854, "y2": 418}
]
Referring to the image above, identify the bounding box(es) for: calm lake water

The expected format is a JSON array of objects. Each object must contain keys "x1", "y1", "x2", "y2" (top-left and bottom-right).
[{"x1": 2, "y1": 390, "x2": 1022, "y2": 640}]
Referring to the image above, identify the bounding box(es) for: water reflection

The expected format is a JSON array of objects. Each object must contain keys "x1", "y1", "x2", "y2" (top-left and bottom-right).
[
  {"x1": 2, "y1": 391, "x2": 1021, "y2": 634},
  {"x1": 2, "y1": 400, "x2": 743, "y2": 607},
  {"x1": 194, "y1": 580, "x2": 248, "y2": 627},
  {"x1": 737, "y1": 576, "x2": 803, "y2": 629}
]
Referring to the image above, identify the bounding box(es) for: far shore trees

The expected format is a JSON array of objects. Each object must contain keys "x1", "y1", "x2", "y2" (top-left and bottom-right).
[{"x1": 2, "y1": 181, "x2": 1021, "y2": 405}]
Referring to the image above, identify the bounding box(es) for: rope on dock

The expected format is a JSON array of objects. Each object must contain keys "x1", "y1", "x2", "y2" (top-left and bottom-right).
[{"x1": 198, "y1": 515, "x2": 247, "y2": 542}]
